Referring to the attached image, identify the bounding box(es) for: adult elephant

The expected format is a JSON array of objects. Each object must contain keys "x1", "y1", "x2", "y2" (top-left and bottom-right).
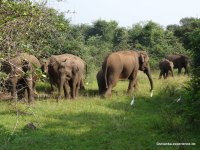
[
  {"x1": 46, "y1": 54, "x2": 86, "y2": 100},
  {"x1": 159, "y1": 59, "x2": 174, "y2": 79},
  {"x1": 0, "y1": 53, "x2": 41, "y2": 102},
  {"x1": 98, "y1": 50, "x2": 153, "y2": 97},
  {"x1": 166, "y1": 54, "x2": 189, "y2": 75}
]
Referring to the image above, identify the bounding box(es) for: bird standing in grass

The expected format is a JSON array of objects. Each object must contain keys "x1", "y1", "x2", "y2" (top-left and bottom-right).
[
  {"x1": 176, "y1": 96, "x2": 181, "y2": 102},
  {"x1": 130, "y1": 96, "x2": 135, "y2": 106}
]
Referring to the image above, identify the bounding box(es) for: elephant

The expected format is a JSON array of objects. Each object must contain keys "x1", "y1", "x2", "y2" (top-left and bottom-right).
[
  {"x1": 159, "y1": 59, "x2": 174, "y2": 79},
  {"x1": 46, "y1": 54, "x2": 86, "y2": 100},
  {"x1": 166, "y1": 54, "x2": 189, "y2": 75},
  {"x1": 97, "y1": 50, "x2": 153, "y2": 97},
  {"x1": 0, "y1": 53, "x2": 41, "y2": 102},
  {"x1": 58, "y1": 59, "x2": 84, "y2": 99}
]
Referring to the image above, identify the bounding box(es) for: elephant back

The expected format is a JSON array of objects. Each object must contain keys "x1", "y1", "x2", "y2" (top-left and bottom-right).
[
  {"x1": 47, "y1": 54, "x2": 86, "y2": 84},
  {"x1": 166, "y1": 54, "x2": 188, "y2": 68},
  {"x1": 1, "y1": 53, "x2": 40, "y2": 74},
  {"x1": 159, "y1": 59, "x2": 173, "y2": 69},
  {"x1": 19, "y1": 53, "x2": 41, "y2": 68},
  {"x1": 7, "y1": 53, "x2": 40, "y2": 68},
  {"x1": 51, "y1": 54, "x2": 86, "y2": 74}
]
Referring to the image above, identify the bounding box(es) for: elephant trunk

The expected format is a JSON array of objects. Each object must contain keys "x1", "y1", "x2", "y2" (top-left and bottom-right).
[
  {"x1": 58, "y1": 74, "x2": 65, "y2": 101},
  {"x1": 170, "y1": 68, "x2": 174, "y2": 77},
  {"x1": 144, "y1": 65, "x2": 154, "y2": 92}
]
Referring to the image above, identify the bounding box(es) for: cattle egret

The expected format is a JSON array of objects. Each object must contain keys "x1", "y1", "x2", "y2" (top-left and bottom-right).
[
  {"x1": 42, "y1": 74, "x2": 46, "y2": 78},
  {"x1": 150, "y1": 91, "x2": 153, "y2": 97},
  {"x1": 177, "y1": 96, "x2": 181, "y2": 102},
  {"x1": 130, "y1": 96, "x2": 135, "y2": 106}
]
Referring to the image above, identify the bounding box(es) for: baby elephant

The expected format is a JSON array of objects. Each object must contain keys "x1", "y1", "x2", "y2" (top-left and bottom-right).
[{"x1": 159, "y1": 59, "x2": 174, "y2": 79}]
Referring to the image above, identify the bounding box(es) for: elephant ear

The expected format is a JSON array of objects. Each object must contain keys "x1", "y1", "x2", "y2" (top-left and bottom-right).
[
  {"x1": 41, "y1": 59, "x2": 48, "y2": 73},
  {"x1": 1, "y1": 60, "x2": 12, "y2": 73},
  {"x1": 72, "y1": 64, "x2": 79, "y2": 75},
  {"x1": 139, "y1": 53, "x2": 145, "y2": 63},
  {"x1": 138, "y1": 51, "x2": 149, "y2": 71},
  {"x1": 22, "y1": 59, "x2": 32, "y2": 73}
]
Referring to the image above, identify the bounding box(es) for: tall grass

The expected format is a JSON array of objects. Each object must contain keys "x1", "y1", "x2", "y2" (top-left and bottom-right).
[{"x1": 0, "y1": 71, "x2": 199, "y2": 150}]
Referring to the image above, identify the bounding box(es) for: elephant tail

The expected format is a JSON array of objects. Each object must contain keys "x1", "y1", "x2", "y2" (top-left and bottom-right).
[
  {"x1": 105, "y1": 66, "x2": 108, "y2": 89},
  {"x1": 85, "y1": 63, "x2": 88, "y2": 77},
  {"x1": 103, "y1": 58, "x2": 109, "y2": 89}
]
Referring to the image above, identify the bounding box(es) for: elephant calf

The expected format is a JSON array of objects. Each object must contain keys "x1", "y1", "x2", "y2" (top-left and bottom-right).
[
  {"x1": 58, "y1": 59, "x2": 84, "y2": 99},
  {"x1": 159, "y1": 59, "x2": 174, "y2": 79}
]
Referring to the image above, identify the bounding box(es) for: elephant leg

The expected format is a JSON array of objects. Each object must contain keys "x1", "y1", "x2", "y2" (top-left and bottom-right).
[
  {"x1": 163, "y1": 72, "x2": 166, "y2": 79},
  {"x1": 49, "y1": 77, "x2": 54, "y2": 93},
  {"x1": 68, "y1": 80, "x2": 75, "y2": 99},
  {"x1": 184, "y1": 66, "x2": 189, "y2": 75},
  {"x1": 80, "y1": 78, "x2": 85, "y2": 90},
  {"x1": 71, "y1": 82, "x2": 76, "y2": 99},
  {"x1": 11, "y1": 78, "x2": 18, "y2": 100},
  {"x1": 32, "y1": 80, "x2": 38, "y2": 98},
  {"x1": 133, "y1": 79, "x2": 138, "y2": 90},
  {"x1": 104, "y1": 77, "x2": 118, "y2": 98},
  {"x1": 178, "y1": 67, "x2": 182, "y2": 75},
  {"x1": 16, "y1": 81, "x2": 25, "y2": 100},
  {"x1": 105, "y1": 86, "x2": 112, "y2": 98},
  {"x1": 166, "y1": 72, "x2": 169, "y2": 79},
  {"x1": 159, "y1": 71, "x2": 163, "y2": 79},
  {"x1": 127, "y1": 71, "x2": 138, "y2": 94},
  {"x1": 164, "y1": 72, "x2": 167, "y2": 79},
  {"x1": 26, "y1": 77, "x2": 34, "y2": 103},
  {"x1": 75, "y1": 81, "x2": 80, "y2": 97},
  {"x1": 64, "y1": 82, "x2": 70, "y2": 99},
  {"x1": 127, "y1": 79, "x2": 135, "y2": 94}
]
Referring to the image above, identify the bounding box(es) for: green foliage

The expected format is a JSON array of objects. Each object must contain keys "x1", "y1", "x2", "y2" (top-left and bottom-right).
[
  {"x1": 85, "y1": 35, "x2": 112, "y2": 68},
  {"x1": 167, "y1": 17, "x2": 200, "y2": 49},
  {"x1": 181, "y1": 28, "x2": 200, "y2": 124},
  {"x1": 129, "y1": 21, "x2": 187, "y2": 64},
  {"x1": 86, "y1": 20, "x2": 118, "y2": 43},
  {"x1": 113, "y1": 27, "x2": 130, "y2": 51},
  {"x1": 0, "y1": 0, "x2": 72, "y2": 58},
  {"x1": 0, "y1": 0, "x2": 189, "y2": 72}
]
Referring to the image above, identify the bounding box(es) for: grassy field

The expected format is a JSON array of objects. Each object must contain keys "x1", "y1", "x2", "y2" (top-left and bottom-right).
[{"x1": 0, "y1": 71, "x2": 199, "y2": 150}]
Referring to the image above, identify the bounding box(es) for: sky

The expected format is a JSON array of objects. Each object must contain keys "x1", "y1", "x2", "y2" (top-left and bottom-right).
[{"x1": 45, "y1": 0, "x2": 200, "y2": 27}]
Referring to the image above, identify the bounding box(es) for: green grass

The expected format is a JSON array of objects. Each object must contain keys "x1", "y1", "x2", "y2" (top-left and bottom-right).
[{"x1": 0, "y1": 71, "x2": 199, "y2": 150}]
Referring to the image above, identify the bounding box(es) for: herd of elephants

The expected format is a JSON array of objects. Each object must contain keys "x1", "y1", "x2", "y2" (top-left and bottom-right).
[{"x1": 0, "y1": 50, "x2": 190, "y2": 103}]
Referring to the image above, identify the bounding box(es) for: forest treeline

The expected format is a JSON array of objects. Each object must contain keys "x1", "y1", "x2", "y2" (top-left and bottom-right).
[{"x1": 0, "y1": 1, "x2": 200, "y2": 125}]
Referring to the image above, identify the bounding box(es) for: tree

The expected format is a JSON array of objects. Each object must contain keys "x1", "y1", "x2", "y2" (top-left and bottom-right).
[
  {"x1": 128, "y1": 21, "x2": 186, "y2": 69},
  {"x1": 167, "y1": 17, "x2": 200, "y2": 49},
  {"x1": 86, "y1": 20, "x2": 118, "y2": 43},
  {"x1": 0, "y1": 0, "x2": 72, "y2": 58},
  {"x1": 113, "y1": 27, "x2": 130, "y2": 50}
]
